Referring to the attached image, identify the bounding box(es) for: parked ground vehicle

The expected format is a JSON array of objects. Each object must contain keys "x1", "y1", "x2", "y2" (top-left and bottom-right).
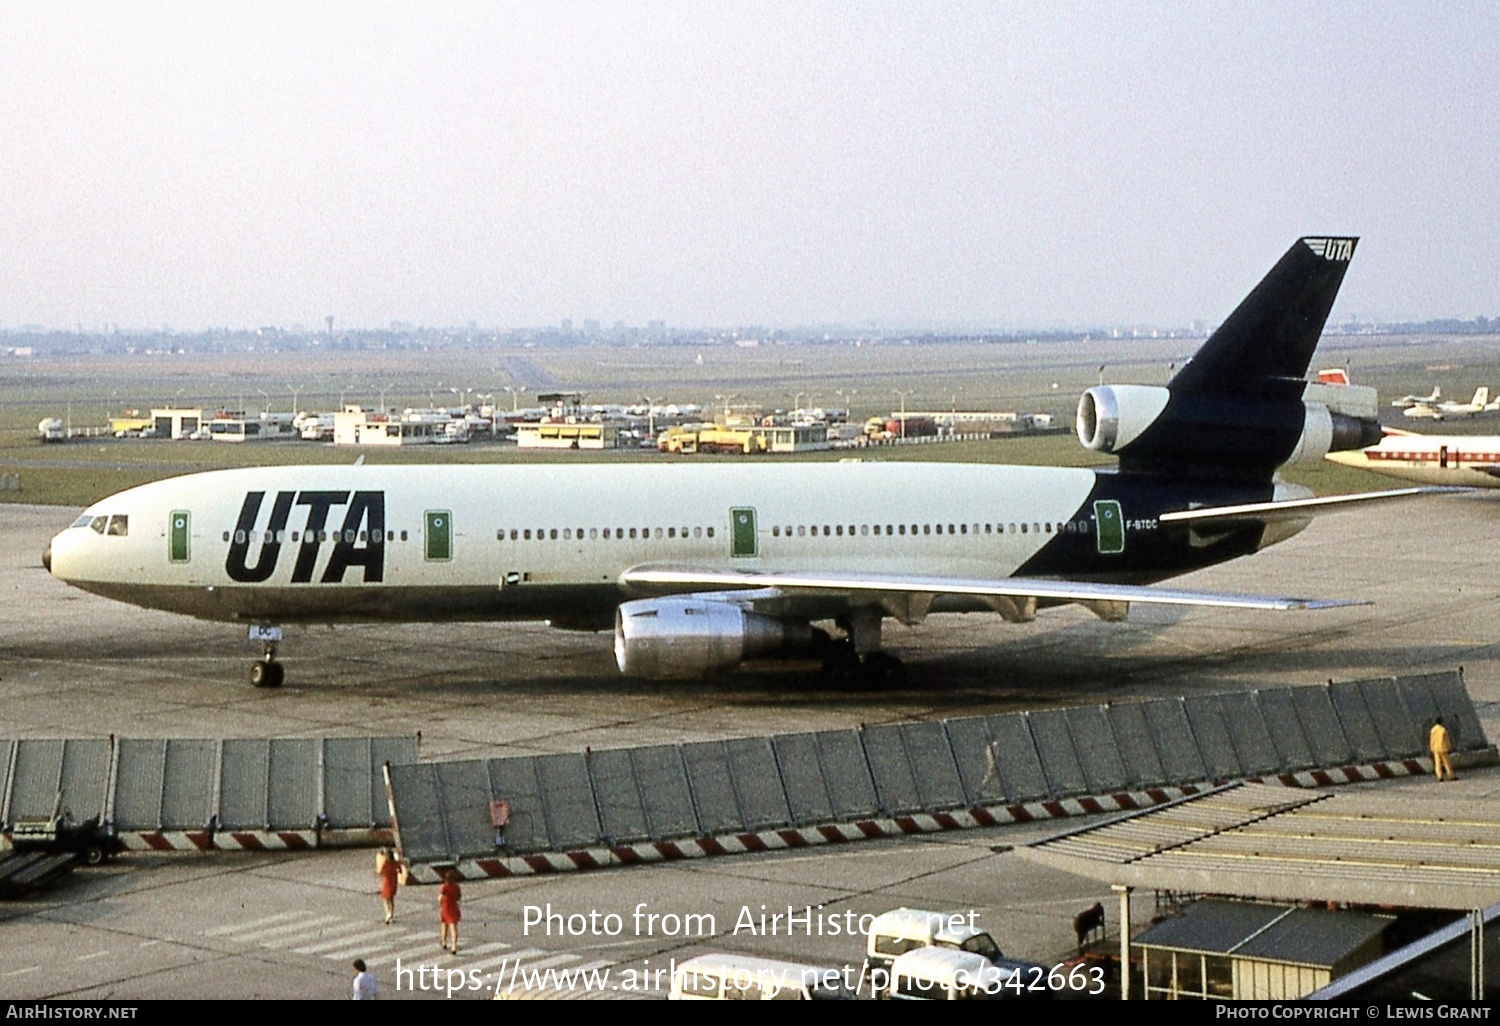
[
  {"x1": 864, "y1": 907, "x2": 1044, "y2": 992},
  {"x1": 670, "y1": 953, "x2": 853, "y2": 1000},
  {"x1": 8, "y1": 793, "x2": 122, "y2": 865},
  {"x1": 882, "y1": 948, "x2": 1021, "y2": 1000}
]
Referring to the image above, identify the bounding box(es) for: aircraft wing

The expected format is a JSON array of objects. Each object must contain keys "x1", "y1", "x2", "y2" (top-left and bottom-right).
[
  {"x1": 1158, "y1": 487, "x2": 1461, "y2": 528},
  {"x1": 619, "y1": 566, "x2": 1364, "y2": 613}
]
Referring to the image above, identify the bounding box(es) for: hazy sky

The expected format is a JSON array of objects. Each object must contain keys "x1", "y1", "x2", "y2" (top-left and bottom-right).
[{"x1": 2, "y1": 2, "x2": 1496, "y2": 331}]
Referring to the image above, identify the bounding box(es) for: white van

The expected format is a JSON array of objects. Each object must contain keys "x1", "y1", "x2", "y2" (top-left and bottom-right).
[
  {"x1": 865, "y1": 907, "x2": 1007, "y2": 973},
  {"x1": 884, "y1": 948, "x2": 1020, "y2": 1000},
  {"x1": 669, "y1": 954, "x2": 853, "y2": 1001}
]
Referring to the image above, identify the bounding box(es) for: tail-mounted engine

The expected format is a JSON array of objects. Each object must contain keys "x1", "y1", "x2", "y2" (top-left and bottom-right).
[
  {"x1": 1076, "y1": 382, "x2": 1381, "y2": 475},
  {"x1": 614, "y1": 598, "x2": 824, "y2": 680}
]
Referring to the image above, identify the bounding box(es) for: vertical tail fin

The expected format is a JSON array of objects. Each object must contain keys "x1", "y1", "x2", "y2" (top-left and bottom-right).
[
  {"x1": 1168, "y1": 237, "x2": 1357, "y2": 400},
  {"x1": 1076, "y1": 236, "x2": 1376, "y2": 481}
]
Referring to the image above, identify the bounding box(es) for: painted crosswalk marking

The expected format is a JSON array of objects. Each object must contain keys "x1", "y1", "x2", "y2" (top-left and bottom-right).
[{"x1": 203, "y1": 915, "x2": 616, "y2": 978}]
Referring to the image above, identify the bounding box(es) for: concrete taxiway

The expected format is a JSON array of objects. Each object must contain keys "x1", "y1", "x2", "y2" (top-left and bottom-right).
[{"x1": 3, "y1": 494, "x2": 1500, "y2": 1000}]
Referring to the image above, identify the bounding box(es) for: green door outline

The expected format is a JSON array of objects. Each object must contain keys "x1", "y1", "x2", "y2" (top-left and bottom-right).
[
  {"x1": 169, "y1": 510, "x2": 191, "y2": 563},
  {"x1": 425, "y1": 510, "x2": 453, "y2": 561},
  {"x1": 1094, "y1": 499, "x2": 1124, "y2": 554},
  {"x1": 730, "y1": 507, "x2": 757, "y2": 557}
]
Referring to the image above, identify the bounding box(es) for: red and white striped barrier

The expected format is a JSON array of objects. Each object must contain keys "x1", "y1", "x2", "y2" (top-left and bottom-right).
[
  {"x1": 408, "y1": 756, "x2": 1439, "y2": 883},
  {"x1": 116, "y1": 827, "x2": 392, "y2": 852}
]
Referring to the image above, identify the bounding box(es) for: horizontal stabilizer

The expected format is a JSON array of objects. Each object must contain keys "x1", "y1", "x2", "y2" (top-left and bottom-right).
[
  {"x1": 1159, "y1": 486, "x2": 1464, "y2": 527},
  {"x1": 620, "y1": 566, "x2": 1364, "y2": 612}
]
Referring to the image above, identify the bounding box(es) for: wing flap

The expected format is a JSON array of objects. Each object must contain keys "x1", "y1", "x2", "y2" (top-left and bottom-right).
[
  {"x1": 1159, "y1": 486, "x2": 1461, "y2": 527},
  {"x1": 620, "y1": 566, "x2": 1364, "y2": 612}
]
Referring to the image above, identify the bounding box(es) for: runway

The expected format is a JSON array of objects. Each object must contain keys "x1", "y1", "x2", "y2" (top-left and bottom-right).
[{"x1": 4, "y1": 495, "x2": 1500, "y2": 999}]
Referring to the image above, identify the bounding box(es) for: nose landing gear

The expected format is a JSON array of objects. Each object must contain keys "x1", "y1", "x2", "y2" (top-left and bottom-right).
[
  {"x1": 250, "y1": 652, "x2": 285, "y2": 688},
  {"x1": 248, "y1": 625, "x2": 285, "y2": 688}
]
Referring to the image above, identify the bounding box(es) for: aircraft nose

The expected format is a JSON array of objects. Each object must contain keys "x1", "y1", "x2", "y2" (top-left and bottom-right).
[{"x1": 42, "y1": 542, "x2": 51, "y2": 572}]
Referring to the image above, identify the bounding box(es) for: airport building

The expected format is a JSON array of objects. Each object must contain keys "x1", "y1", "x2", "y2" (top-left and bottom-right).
[{"x1": 514, "y1": 422, "x2": 619, "y2": 448}]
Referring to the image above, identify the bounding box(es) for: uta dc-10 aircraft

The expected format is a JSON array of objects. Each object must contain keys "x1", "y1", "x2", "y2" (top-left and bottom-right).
[{"x1": 47, "y1": 236, "x2": 1413, "y2": 689}]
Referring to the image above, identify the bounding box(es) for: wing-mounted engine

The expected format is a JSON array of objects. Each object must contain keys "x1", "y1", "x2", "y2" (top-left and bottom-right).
[
  {"x1": 1077, "y1": 382, "x2": 1381, "y2": 475},
  {"x1": 614, "y1": 597, "x2": 825, "y2": 680}
]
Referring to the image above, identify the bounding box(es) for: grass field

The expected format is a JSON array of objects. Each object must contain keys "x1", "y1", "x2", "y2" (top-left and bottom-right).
[{"x1": 6, "y1": 332, "x2": 1497, "y2": 506}]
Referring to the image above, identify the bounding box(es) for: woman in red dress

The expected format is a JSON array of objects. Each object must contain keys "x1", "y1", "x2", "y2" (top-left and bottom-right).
[
  {"x1": 439, "y1": 869, "x2": 462, "y2": 953},
  {"x1": 376, "y1": 848, "x2": 401, "y2": 924}
]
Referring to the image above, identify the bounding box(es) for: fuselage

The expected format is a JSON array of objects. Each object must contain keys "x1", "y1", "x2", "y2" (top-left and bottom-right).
[{"x1": 46, "y1": 461, "x2": 1298, "y2": 629}]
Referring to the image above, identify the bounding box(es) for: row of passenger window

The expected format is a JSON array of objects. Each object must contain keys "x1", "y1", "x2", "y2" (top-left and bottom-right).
[
  {"x1": 771, "y1": 521, "x2": 1078, "y2": 538},
  {"x1": 494, "y1": 521, "x2": 1089, "y2": 542},
  {"x1": 222, "y1": 529, "x2": 408, "y2": 544},
  {"x1": 498, "y1": 526, "x2": 717, "y2": 541}
]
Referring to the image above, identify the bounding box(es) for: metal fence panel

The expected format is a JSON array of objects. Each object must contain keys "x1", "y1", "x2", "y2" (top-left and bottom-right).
[
  {"x1": 813, "y1": 730, "x2": 880, "y2": 820},
  {"x1": 725, "y1": 737, "x2": 790, "y2": 830},
  {"x1": 437, "y1": 759, "x2": 499, "y2": 858},
  {"x1": 1424, "y1": 671, "x2": 1484, "y2": 753},
  {"x1": 1026, "y1": 709, "x2": 1088, "y2": 796},
  {"x1": 1394, "y1": 673, "x2": 1442, "y2": 744},
  {"x1": 1256, "y1": 688, "x2": 1315, "y2": 770},
  {"x1": 1144, "y1": 699, "x2": 1209, "y2": 784},
  {"x1": 1218, "y1": 692, "x2": 1282, "y2": 776},
  {"x1": 0, "y1": 740, "x2": 12, "y2": 823},
  {"x1": 8, "y1": 740, "x2": 65, "y2": 821},
  {"x1": 218, "y1": 740, "x2": 270, "y2": 829},
  {"x1": 1289, "y1": 688, "x2": 1353, "y2": 767},
  {"x1": 156, "y1": 739, "x2": 217, "y2": 830},
  {"x1": 944, "y1": 716, "x2": 1000, "y2": 805},
  {"x1": 589, "y1": 748, "x2": 649, "y2": 844},
  {"x1": 267, "y1": 738, "x2": 318, "y2": 829},
  {"x1": 1106, "y1": 702, "x2": 1166, "y2": 788},
  {"x1": 861, "y1": 724, "x2": 922, "y2": 815},
  {"x1": 534, "y1": 753, "x2": 599, "y2": 852},
  {"x1": 772, "y1": 733, "x2": 832, "y2": 826},
  {"x1": 631, "y1": 745, "x2": 698, "y2": 839},
  {"x1": 1328, "y1": 680, "x2": 1385, "y2": 763},
  {"x1": 900, "y1": 722, "x2": 965, "y2": 810},
  {"x1": 388, "y1": 763, "x2": 450, "y2": 863},
  {"x1": 1357, "y1": 678, "x2": 1423, "y2": 758},
  {"x1": 1064, "y1": 706, "x2": 1128, "y2": 793},
  {"x1": 984, "y1": 713, "x2": 1048, "y2": 802},
  {"x1": 112, "y1": 738, "x2": 166, "y2": 830},
  {"x1": 681, "y1": 742, "x2": 743, "y2": 835},
  {"x1": 59, "y1": 739, "x2": 111, "y2": 824},
  {"x1": 1182, "y1": 695, "x2": 1243, "y2": 780},
  {"x1": 487, "y1": 757, "x2": 548, "y2": 852},
  {"x1": 322, "y1": 737, "x2": 392, "y2": 829}
]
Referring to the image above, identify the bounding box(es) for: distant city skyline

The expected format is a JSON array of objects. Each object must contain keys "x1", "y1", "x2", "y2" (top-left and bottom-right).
[{"x1": 3, "y1": 2, "x2": 1496, "y2": 331}]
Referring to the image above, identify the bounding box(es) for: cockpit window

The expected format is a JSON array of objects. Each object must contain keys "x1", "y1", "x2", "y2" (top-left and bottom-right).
[
  {"x1": 106, "y1": 515, "x2": 129, "y2": 537},
  {"x1": 90, "y1": 516, "x2": 108, "y2": 534},
  {"x1": 71, "y1": 515, "x2": 93, "y2": 528}
]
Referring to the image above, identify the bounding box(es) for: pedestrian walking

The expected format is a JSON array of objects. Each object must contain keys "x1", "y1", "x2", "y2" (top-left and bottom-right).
[
  {"x1": 352, "y1": 958, "x2": 377, "y2": 1000},
  {"x1": 439, "y1": 868, "x2": 462, "y2": 953},
  {"x1": 1430, "y1": 716, "x2": 1456, "y2": 781},
  {"x1": 376, "y1": 847, "x2": 402, "y2": 924}
]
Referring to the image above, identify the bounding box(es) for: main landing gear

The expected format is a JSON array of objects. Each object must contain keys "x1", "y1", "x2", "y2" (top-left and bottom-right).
[
  {"x1": 248, "y1": 625, "x2": 285, "y2": 689},
  {"x1": 820, "y1": 607, "x2": 908, "y2": 691}
]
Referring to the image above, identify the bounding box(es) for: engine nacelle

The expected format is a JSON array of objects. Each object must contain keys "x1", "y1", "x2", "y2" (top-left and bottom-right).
[
  {"x1": 1076, "y1": 385, "x2": 1171, "y2": 453},
  {"x1": 614, "y1": 598, "x2": 822, "y2": 680},
  {"x1": 1077, "y1": 384, "x2": 1381, "y2": 472}
]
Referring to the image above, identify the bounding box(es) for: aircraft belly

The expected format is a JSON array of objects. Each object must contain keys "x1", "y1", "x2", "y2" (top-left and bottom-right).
[{"x1": 74, "y1": 580, "x2": 625, "y2": 626}]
